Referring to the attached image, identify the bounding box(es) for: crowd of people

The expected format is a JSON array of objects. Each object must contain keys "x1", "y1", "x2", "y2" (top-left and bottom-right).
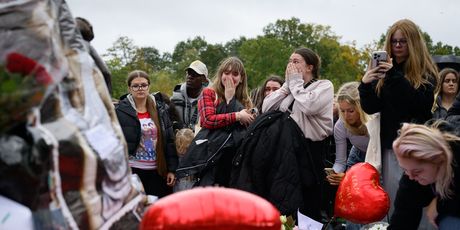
[
  {"x1": 108, "y1": 18, "x2": 460, "y2": 230},
  {"x1": 2, "y1": 9, "x2": 460, "y2": 229}
]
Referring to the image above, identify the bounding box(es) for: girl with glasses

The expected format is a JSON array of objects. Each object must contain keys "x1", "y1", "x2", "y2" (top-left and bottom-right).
[
  {"x1": 115, "y1": 70, "x2": 178, "y2": 198},
  {"x1": 359, "y1": 19, "x2": 439, "y2": 228}
]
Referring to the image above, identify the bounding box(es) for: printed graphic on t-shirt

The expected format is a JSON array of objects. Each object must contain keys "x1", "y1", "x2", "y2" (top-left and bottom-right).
[
  {"x1": 137, "y1": 117, "x2": 157, "y2": 160},
  {"x1": 130, "y1": 112, "x2": 158, "y2": 169}
]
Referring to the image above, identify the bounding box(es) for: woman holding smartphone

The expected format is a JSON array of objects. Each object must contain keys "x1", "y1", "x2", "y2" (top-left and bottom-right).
[
  {"x1": 358, "y1": 19, "x2": 438, "y2": 228},
  {"x1": 326, "y1": 82, "x2": 371, "y2": 185}
]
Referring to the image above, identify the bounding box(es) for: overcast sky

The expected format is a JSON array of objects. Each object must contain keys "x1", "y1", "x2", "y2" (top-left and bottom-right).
[{"x1": 65, "y1": 0, "x2": 459, "y2": 55}]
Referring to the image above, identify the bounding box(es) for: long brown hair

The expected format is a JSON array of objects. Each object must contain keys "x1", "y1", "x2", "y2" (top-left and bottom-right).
[
  {"x1": 294, "y1": 47, "x2": 321, "y2": 79},
  {"x1": 127, "y1": 70, "x2": 167, "y2": 176},
  {"x1": 211, "y1": 57, "x2": 252, "y2": 108},
  {"x1": 376, "y1": 19, "x2": 438, "y2": 95}
]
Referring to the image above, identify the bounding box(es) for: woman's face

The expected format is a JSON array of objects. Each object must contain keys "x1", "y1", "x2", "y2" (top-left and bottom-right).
[
  {"x1": 391, "y1": 29, "x2": 409, "y2": 63},
  {"x1": 264, "y1": 80, "x2": 282, "y2": 97},
  {"x1": 396, "y1": 156, "x2": 438, "y2": 185},
  {"x1": 221, "y1": 69, "x2": 241, "y2": 88},
  {"x1": 442, "y1": 73, "x2": 458, "y2": 96},
  {"x1": 289, "y1": 53, "x2": 311, "y2": 79},
  {"x1": 129, "y1": 77, "x2": 150, "y2": 100},
  {"x1": 338, "y1": 100, "x2": 361, "y2": 127}
]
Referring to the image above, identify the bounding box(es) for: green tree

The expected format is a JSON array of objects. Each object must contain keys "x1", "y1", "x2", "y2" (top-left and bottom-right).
[
  {"x1": 104, "y1": 36, "x2": 137, "y2": 66},
  {"x1": 200, "y1": 43, "x2": 227, "y2": 79},
  {"x1": 255, "y1": 18, "x2": 363, "y2": 88},
  {"x1": 170, "y1": 37, "x2": 208, "y2": 81},
  {"x1": 224, "y1": 36, "x2": 247, "y2": 57},
  {"x1": 239, "y1": 37, "x2": 291, "y2": 88}
]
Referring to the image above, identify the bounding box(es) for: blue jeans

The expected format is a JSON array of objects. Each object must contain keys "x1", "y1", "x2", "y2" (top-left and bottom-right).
[
  {"x1": 346, "y1": 146, "x2": 366, "y2": 169},
  {"x1": 345, "y1": 220, "x2": 362, "y2": 230},
  {"x1": 439, "y1": 216, "x2": 460, "y2": 230}
]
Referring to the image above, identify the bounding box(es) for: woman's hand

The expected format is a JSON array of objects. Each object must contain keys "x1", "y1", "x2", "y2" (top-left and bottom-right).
[
  {"x1": 361, "y1": 59, "x2": 393, "y2": 84},
  {"x1": 166, "y1": 172, "x2": 176, "y2": 187},
  {"x1": 426, "y1": 197, "x2": 438, "y2": 228},
  {"x1": 223, "y1": 75, "x2": 236, "y2": 104},
  {"x1": 326, "y1": 172, "x2": 345, "y2": 186},
  {"x1": 285, "y1": 62, "x2": 301, "y2": 81},
  {"x1": 237, "y1": 109, "x2": 255, "y2": 126}
]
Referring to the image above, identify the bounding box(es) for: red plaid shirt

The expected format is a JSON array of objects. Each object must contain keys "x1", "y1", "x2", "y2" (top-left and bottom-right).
[{"x1": 198, "y1": 88, "x2": 237, "y2": 129}]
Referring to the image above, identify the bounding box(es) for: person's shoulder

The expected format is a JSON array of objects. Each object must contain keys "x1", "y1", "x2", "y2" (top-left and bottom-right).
[
  {"x1": 173, "y1": 83, "x2": 184, "y2": 92},
  {"x1": 171, "y1": 83, "x2": 186, "y2": 101},
  {"x1": 316, "y1": 79, "x2": 333, "y2": 86},
  {"x1": 202, "y1": 87, "x2": 215, "y2": 94},
  {"x1": 152, "y1": 91, "x2": 169, "y2": 103},
  {"x1": 115, "y1": 97, "x2": 130, "y2": 111},
  {"x1": 334, "y1": 118, "x2": 346, "y2": 131}
]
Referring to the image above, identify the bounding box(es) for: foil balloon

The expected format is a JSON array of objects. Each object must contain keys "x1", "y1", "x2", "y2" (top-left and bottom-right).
[
  {"x1": 141, "y1": 187, "x2": 281, "y2": 230},
  {"x1": 334, "y1": 162, "x2": 390, "y2": 224}
]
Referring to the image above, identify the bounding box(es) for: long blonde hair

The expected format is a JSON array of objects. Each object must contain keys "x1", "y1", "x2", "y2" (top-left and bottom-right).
[
  {"x1": 336, "y1": 82, "x2": 369, "y2": 135},
  {"x1": 393, "y1": 122, "x2": 460, "y2": 199},
  {"x1": 376, "y1": 19, "x2": 438, "y2": 95},
  {"x1": 211, "y1": 57, "x2": 252, "y2": 108}
]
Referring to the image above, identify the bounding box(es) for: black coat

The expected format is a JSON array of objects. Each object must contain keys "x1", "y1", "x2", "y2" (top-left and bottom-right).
[
  {"x1": 359, "y1": 61, "x2": 435, "y2": 149},
  {"x1": 390, "y1": 121, "x2": 460, "y2": 229},
  {"x1": 230, "y1": 111, "x2": 318, "y2": 216},
  {"x1": 175, "y1": 97, "x2": 246, "y2": 186},
  {"x1": 115, "y1": 93, "x2": 178, "y2": 172}
]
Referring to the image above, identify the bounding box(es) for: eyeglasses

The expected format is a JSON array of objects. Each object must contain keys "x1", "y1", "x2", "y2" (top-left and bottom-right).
[
  {"x1": 130, "y1": 84, "x2": 149, "y2": 91},
  {"x1": 391, "y1": 39, "x2": 408, "y2": 47}
]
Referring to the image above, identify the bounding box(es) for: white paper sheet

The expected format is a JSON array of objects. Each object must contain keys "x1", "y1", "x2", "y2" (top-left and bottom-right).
[
  {"x1": 297, "y1": 209, "x2": 323, "y2": 230},
  {"x1": 0, "y1": 196, "x2": 33, "y2": 230}
]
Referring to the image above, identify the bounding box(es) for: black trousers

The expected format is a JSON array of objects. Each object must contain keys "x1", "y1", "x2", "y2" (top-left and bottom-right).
[
  {"x1": 299, "y1": 138, "x2": 328, "y2": 222},
  {"x1": 131, "y1": 167, "x2": 172, "y2": 198}
]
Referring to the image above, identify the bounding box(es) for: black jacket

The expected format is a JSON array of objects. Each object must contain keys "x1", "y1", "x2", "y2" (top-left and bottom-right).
[
  {"x1": 230, "y1": 111, "x2": 318, "y2": 216},
  {"x1": 359, "y1": 61, "x2": 435, "y2": 149},
  {"x1": 390, "y1": 121, "x2": 460, "y2": 229},
  {"x1": 445, "y1": 93, "x2": 460, "y2": 139},
  {"x1": 175, "y1": 97, "x2": 246, "y2": 186},
  {"x1": 115, "y1": 93, "x2": 178, "y2": 172}
]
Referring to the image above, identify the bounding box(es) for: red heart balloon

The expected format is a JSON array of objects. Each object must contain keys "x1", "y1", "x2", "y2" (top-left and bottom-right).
[
  {"x1": 334, "y1": 162, "x2": 390, "y2": 224},
  {"x1": 141, "y1": 187, "x2": 281, "y2": 230}
]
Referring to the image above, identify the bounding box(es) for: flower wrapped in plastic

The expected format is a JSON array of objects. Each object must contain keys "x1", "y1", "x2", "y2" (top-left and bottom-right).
[{"x1": 0, "y1": 52, "x2": 52, "y2": 132}]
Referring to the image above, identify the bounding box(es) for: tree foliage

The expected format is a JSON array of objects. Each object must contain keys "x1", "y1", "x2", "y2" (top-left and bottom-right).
[{"x1": 102, "y1": 18, "x2": 459, "y2": 100}]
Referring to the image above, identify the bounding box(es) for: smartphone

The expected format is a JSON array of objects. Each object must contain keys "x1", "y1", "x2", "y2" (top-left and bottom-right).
[
  {"x1": 371, "y1": 51, "x2": 388, "y2": 69},
  {"x1": 324, "y1": 167, "x2": 335, "y2": 176}
]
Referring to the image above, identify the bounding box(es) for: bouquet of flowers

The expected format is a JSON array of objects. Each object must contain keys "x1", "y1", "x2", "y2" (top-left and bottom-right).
[
  {"x1": 0, "y1": 52, "x2": 52, "y2": 132},
  {"x1": 280, "y1": 215, "x2": 297, "y2": 230},
  {"x1": 361, "y1": 221, "x2": 389, "y2": 230}
]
